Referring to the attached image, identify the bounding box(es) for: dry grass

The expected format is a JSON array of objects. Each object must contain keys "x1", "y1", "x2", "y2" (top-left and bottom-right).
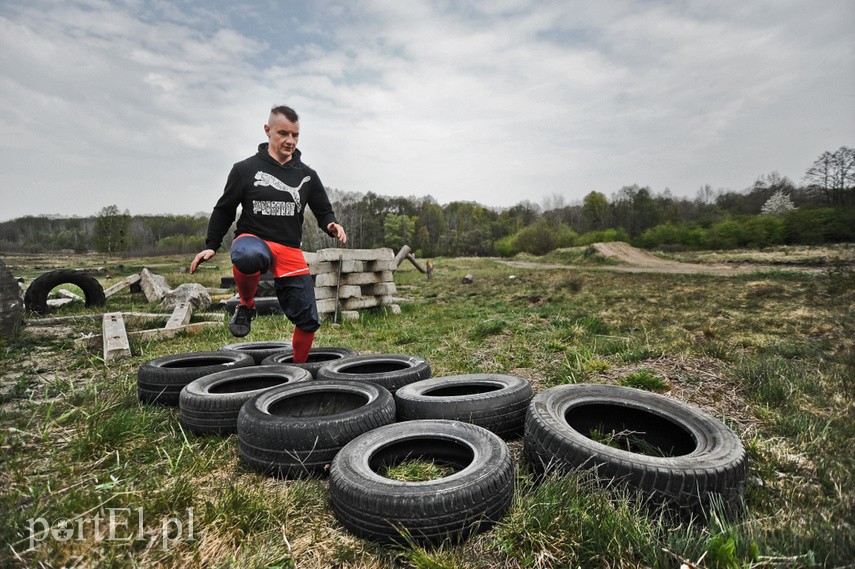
[{"x1": 1, "y1": 248, "x2": 853, "y2": 567}]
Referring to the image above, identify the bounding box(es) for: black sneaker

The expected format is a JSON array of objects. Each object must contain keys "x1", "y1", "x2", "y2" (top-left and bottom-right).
[{"x1": 229, "y1": 304, "x2": 256, "y2": 337}]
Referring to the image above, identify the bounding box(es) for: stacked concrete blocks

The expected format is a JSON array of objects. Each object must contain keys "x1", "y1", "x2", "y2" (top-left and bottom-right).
[{"x1": 307, "y1": 248, "x2": 400, "y2": 322}]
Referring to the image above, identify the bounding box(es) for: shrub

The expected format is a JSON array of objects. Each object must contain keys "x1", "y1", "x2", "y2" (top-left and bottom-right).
[{"x1": 577, "y1": 227, "x2": 630, "y2": 246}]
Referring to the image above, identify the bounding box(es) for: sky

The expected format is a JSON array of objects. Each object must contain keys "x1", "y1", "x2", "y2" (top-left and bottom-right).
[{"x1": 0, "y1": 0, "x2": 853, "y2": 222}]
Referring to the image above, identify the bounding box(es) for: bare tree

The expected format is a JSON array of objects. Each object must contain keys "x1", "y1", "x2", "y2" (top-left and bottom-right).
[{"x1": 804, "y1": 146, "x2": 855, "y2": 205}]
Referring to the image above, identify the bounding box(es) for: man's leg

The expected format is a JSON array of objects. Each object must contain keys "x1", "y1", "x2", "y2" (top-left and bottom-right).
[
  {"x1": 229, "y1": 236, "x2": 272, "y2": 337},
  {"x1": 274, "y1": 274, "x2": 321, "y2": 363}
]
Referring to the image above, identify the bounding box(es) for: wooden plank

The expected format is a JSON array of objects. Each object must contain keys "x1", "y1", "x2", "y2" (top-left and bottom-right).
[
  {"x1": 76, "y1": 321, "x2": 222, "y2": 350},
  {"x1": 103, "y1": 312, "x2": 131, "y2": 361},
  {"x1": 394, "y1": 245, "x2": 412, "y2": 267},
  {"x1": 58, "y1": 289, "x2": 83, "y2": 300},
  {"x1": 103, "y1": 274, "x2": 141, "y2": 298},
  {"x1": 165, "y1": 302, "x2": 193, "y2": 329},
  {"x1": 26, "y1": 311, "x2": 223, "y2": 327}
]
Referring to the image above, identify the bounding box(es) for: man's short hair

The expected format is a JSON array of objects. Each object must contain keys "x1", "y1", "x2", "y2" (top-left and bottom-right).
[{"x1": 270, "y1": 105, "x2": 299, "y2": 122}]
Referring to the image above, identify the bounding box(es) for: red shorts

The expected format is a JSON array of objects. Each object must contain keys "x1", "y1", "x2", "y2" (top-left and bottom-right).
[{"x1": 233, "y1": 234, "x2": 309, "y2": 278}]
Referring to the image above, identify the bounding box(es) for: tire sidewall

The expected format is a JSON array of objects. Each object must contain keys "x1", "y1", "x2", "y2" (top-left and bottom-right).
[
  {"x1": 395, "y1": 373, "x2": 532, "y2": 415},
  {"x1": 316, "y1": 353, "x2": 431, "y2": 392},
  {"x1": 527, "y1": 383, "x2": 742, "y2": 474}
]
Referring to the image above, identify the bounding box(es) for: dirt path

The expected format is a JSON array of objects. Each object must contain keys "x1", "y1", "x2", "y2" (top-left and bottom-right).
[{"x1": 499, "y1": 242, "x2": 816, "y2": 275}]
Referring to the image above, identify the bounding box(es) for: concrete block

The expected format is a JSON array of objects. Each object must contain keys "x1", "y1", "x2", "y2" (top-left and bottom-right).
[
  {"x1": 366, "y1": 260, "x2": 397, "y2": 272},
  {"x1": 104, "y1": 273, "x2": 141, "y2": 298},
  {"x1": 103, "y1": 312, "x2": 131, "y2": 361},
  {"x1": 361, "y1": 282, "x2": 397, "y2": 296},
  {"x1": 165, "y1": 301, "x2": 193, "y2": 329},
  {"x1": 315, "y1": 248, "x2": 394, "y2": 262}
]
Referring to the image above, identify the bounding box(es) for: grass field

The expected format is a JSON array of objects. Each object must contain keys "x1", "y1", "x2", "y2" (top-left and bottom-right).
[{"x1": 1, "y1": 246, "x2": 853, "y2": 568}]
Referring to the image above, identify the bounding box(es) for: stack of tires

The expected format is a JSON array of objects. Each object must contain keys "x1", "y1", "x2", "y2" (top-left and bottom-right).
[{"x1": 137, "y1": 343, "x2": 747, "y2": 545}]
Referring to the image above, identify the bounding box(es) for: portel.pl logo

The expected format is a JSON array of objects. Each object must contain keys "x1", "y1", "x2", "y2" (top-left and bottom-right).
[{"x1": 26, "y1": 507, "x2": 194, "y2": 551}]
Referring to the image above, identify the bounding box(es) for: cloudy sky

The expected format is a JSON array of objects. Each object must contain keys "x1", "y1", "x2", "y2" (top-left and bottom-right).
[{"x1": 1, "y1": 0, "x2": 852, "y2": 221}]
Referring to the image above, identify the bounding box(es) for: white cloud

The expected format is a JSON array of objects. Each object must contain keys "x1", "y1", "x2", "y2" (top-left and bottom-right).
[{"x1": 0, "y1": 0, "x2": 852, "y2": 221}]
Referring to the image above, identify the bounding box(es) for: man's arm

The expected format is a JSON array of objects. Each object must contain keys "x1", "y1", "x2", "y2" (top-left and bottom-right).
[{"x1": 191, "y1": 165, "x2": 242, "y2": 272}]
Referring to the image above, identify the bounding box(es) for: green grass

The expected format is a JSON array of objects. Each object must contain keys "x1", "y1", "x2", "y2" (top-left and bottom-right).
[
  {"x1": 620, "y1": 368, "x2": 669, "y2": 392},
  {"x1": 1, "y1": 251, "x2": 853, "y2": 567}
]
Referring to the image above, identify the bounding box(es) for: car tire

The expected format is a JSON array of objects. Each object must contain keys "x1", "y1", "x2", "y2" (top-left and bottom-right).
[
  {"x1": 260, "y1": 347, "x2": 358, "y2": 378},
  {"x1": 394, "y1": 374, "x2": 532, "y2": 438},
  {"x1": 137, "y1": 350, "x2": 255, "y2": 406},
  {"x1": 24, "y1": 269, "x2": 105, "y2": 315},
  {"x1": 237, "y1": 380, "x2": 395, "y2": 478},
  {"x1": 329, "y1": 419, "x2": 514, "y2": 545},
  {"x1": 524, "y1": 383, "x2": 748, "y2": 518},
  {"x1": 219, "y1": 340, "x2": 293, "y2": 364},
  {"x1": 316, "y1": 353, "x2": 431, "y2": 393},
  {"x1": 179, "y1": 364, "x2": 311, "y2": 434}
]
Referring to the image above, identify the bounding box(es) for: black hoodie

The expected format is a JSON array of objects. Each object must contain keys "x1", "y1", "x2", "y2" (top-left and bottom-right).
[{"x1": 204, "y1": 144, "x2": 338, "y2": 251}]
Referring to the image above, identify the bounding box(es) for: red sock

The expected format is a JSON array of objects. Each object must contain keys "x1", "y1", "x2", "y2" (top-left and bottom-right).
[
  {"x1": 292, "y1": 327, "x2": 315, "y2": 363},
  {"x1": 233, "y1": 266, "x2": 260, "y2": 309}
]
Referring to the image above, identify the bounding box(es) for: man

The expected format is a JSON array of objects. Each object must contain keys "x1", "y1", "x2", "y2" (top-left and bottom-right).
[{"x1": 190, "y1": 105, "x2": 346, "y2": 364}]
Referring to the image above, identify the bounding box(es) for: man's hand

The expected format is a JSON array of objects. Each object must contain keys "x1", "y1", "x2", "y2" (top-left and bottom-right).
[
  {"x1": 190, "y1": 249, "x2": 216, "y2": 273},
  {"x1": 327, "y1": 222, "x2": 347, "y2": 244}
]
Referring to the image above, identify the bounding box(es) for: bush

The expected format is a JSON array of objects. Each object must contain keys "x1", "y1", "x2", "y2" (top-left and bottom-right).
[
  {"x1": 635, "y1": 223, "x2": 709, "y2": 250},
  {"x1": 511, "y1": 221, "x2": 578, "y2": 256},
  {"x1": 784, "y1": 207, "x2": 855, "y2": 245},
  {"x1": 577, "y1": 228, "x2": 630, "y2": 246}
]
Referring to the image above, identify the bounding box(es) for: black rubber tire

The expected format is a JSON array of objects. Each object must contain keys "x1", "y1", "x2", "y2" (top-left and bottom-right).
[
  {"x1": 224, "y1": 296, "x2": 282, "y2": 316},
  {"x1": 219, "y1": 341, "x2": 293, "y2": 364},
  {"x1": 237, "y1": 380, "x2": 396, "y2": 478},
  {"x1": 137, "y1": 350, "x2": 256, "y2": 407},
  {"x1": 316, "y1": 353, "x2": 431, "y2": 393},
  {"x1": 179, "y1": 365, "x2": 312, "y2": 434},
  {"x1": 24, "y1": 269, "x2": 106, "y2": 315},
  {"x1": 260, "y1": 347, "x2": 358, "y2": 378},
  {"x1": 329, "y1": 419, "x2": 515, "y2": 545},
  {"x1": 394, "y1": 374, "x2": 533, "y2": 438},
  {"x1": 524, "y1": 383, "x2": 748, "y2": 519}
]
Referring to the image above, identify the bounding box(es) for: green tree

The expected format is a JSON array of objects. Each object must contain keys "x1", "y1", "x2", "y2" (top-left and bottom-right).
[
  {"x1": 414, "y1": 202, "x2": 447, "y2": 257},
  {"x1": 582, "y1": 191, "x2": 610, "y2": 231},
  {"x1": 94, "y1": 205, "x2": 131, "y2": 254},
  {"x1": 383, "y1": 214, "x2": 414, "y2": 251}
]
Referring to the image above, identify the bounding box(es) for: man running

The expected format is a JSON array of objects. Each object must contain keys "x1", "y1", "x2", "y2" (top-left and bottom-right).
[{"x1": 190, "y1": 105, "x2": 346, "y2": 363}]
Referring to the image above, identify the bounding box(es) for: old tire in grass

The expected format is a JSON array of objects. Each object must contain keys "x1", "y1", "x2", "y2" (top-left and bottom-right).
[
  {"x1": 329, "y1": 419, "x2": 514, "y2": 545},
  {"x1": 137, "y1": 350, "x2": 255, "y2": 407},
  {"x1": 260, "y1": 347, "x2": 358, "y2": 378},
  {"x1": 316, "y1": 353, "x2": 431, "y2": 393},
  {"x1": 24, "y1": 269, "x2": 105, "y2": 315},
  {"x1": 237, "y1": 380, "x2": 395, "y2": 478},
  {"x1": 394, "y1": 374, "x2": 533, "y2": 438},
  {"x1": 219, "y1": 340, "x2": 293, "y2": 364},
  {"x1": 524, "y1": 383, "x2": 748, "y2": 519},
  {"x1": 224, "y1": 296, "x2": 282, "y2": 316},
  {"x1": 179, "y1": 365, "x2": 311, "y2": 434}
]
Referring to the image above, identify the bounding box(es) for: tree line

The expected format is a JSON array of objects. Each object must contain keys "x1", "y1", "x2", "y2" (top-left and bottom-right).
[{"x1": 1, "y1": 146, "x2": 852, "y2": 258}]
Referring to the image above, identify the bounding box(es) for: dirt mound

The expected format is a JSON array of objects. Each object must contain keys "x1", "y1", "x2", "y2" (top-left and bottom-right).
[
  {"x1": 588, "y1": 242, "x2": 750, "y2": 274},
  {"x1": 590, "y1": 242, "x2": 683, "y2": 268}
]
